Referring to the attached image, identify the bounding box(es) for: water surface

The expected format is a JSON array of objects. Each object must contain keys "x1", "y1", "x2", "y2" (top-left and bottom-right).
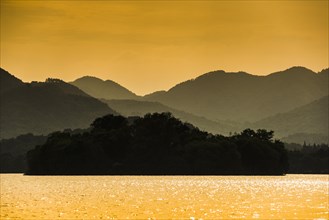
[{"x1": 1, "y1": 174, "x2": 328, "y2": 219}]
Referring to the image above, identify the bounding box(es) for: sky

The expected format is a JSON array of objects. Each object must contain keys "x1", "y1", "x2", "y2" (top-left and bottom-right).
[{"x1": 1, "y1": 1, "x2": 328, "y2": 95}]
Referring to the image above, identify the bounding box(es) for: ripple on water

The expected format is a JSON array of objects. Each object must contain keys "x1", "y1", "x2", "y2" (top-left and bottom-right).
[{"x1": 0, "y1": 174, "x2": 328, "y2": 219}]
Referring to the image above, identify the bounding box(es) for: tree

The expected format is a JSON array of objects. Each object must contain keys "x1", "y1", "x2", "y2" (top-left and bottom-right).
[{"x1": 26, "y1": 113, "x2": 289, "y2": 175}]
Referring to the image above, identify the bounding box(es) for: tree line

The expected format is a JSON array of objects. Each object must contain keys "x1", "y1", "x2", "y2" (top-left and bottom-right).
[
  {"x1": 26, "y1": 113, "x2": 289, "y2": 175},
  {"x1": 286, "y1": 142, "x2": 328, "y2": 173},
  {"x1": 2, "y1": 113, "x2": 327, "y2": 174}
]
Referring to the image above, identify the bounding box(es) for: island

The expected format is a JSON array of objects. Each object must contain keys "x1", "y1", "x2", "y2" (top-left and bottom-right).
[{"x1": 26, "y1": 113, "x2": 289, "y2": 175}]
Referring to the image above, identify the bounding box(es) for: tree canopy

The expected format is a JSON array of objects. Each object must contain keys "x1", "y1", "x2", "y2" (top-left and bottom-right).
[{"x1": 26, "y1": 113, "x2": 289, "y2": 175}]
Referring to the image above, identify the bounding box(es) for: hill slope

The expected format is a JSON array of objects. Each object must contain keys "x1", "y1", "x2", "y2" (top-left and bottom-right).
[
  {"x1": 71, "y1": 76, "x2": 139, "y2": 100},
  {"x1": 252, "y1": 95, "x2": 328, "y2": 139},
  {"x1": 0, "y1": 68, "x2": 24, "y2": 93},
  {"x1": 104, "y1": 99, "x2": 239, "y2": 135},
  {"x1": 144, "y1": 67, "x2": 328, "y2": 122},
  {"x1": 0, "y1": 68, "x2": 116, "y2": 139}
]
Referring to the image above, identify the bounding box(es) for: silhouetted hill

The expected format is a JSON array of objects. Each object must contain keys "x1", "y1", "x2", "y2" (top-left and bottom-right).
[
  {"x1": 0, "y1": 128, "x2": 87, "y2": 173},
  {"x1": 317, "y1": 68, "x2": 328, "y2": 75},
  {"x1": 103, "y1": 99, "x2": 239, "y2": 135},
  {"x1": 71, "y1": 76, "x2": 139, "y2": 100},
  {"x1": 252, "y1": 96, "x2": 328, "y2": 139},
  {"x1": 106, "y1": 97, "x2": 328, "y2": 145},
  {"x1": 0, "y1": 69, "x2": 117, "y2": 139},
  {"x1": 0, "y1": 133, "x2": 47, "y2": 172},
  {"x1": 287, "y1": 143, "x2": 328, "y2": 174},
  {"x1": 282, "y1": 133, "x2": 328, "y2": 145},
  {"x1": 144, "y1": 67, "x2": 328, "y2": 122},
  {"x1": 143, "y1": 90, "x2": 166, "y2": 99},
  {"x1": 0, "y1": 68, "x2": 24, "y2": 93}
]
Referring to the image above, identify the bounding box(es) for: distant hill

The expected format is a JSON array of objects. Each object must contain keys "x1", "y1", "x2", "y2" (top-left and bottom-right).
[
  {"x1": 71, "y1": 76, "x2": 139, "y2": 100},
  {"x1": 0, "y1": 133, "x2": 47, "y2": 172},
  {"x1": 252, "y1": 95, "x2": 328, "y2": 139},
  {"x1": 144, "y1": 67, "x2": 328, "y2": 122},
  {"x1": 281, "y1": 133, "x2": 328, "y2": 145},
  {"x1": 0, "y1": 68, "x2": 24, "y2": 93},
  {"x1": 106, "y1": 97, "x2": 328, "y2": 144},
  {"x1": 0, "y1": 68, "x2": 117, "y2": 139},
  {"x1": 143, "y1": 90, "x2": 166, "y2": 99},
  {"x1": 103, "y1": 99, "x2": 239, "y2": 135}
]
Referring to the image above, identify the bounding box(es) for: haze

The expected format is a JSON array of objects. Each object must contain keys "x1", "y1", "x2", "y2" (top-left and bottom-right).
[{"x1": 1, "y1": 1, "x2": 328, "y2": 95}]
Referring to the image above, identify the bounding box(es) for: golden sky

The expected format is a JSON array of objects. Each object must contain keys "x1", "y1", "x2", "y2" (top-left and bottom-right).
[{"x1": 1, "y1": 1, "x2": 328, "y2": 95}]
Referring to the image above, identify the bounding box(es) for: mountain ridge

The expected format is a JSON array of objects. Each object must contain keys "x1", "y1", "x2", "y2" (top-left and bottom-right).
[
  {"x1": 252, "y1": 95, "x2": 328, "y2": 137},
  {"x1": 143, "y1": 66, "x2": 328, "y2": 122},
  {"x1": 0, "y1": 68, "x2": 116, "y2": 139},
  {"x1": 103, "y1": 99, "x2": 239, "y2": 136},
  {"x1": 0, "y1": 68, "x2": 24, "y2": 93},
  {"x1": 70, "y1": 76, "x2": 139, "y2": 100},
  {"x1": 1, "y1": 66, "x2": 327, "y2": 142}
]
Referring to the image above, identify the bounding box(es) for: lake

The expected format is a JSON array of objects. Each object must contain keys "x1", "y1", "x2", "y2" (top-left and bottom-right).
[{"x1": 0, "y1": 174, "x2": 328, "y2": 219}]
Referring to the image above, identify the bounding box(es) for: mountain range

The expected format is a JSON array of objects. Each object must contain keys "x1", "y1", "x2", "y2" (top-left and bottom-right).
[
  {"x1": 0, "y1": 68, "x2": 116, "y2": 139},
  {"x1": 70, "y1": 76, "x2": 138, "y2": 100},
  {"x1": 102, "y1": 96, "x2": 328, "y2": 144},
  {"x1": 143, "y1": 67, "x2": 328, "y2": 122},
  {"x1": 0, "y1": 66, "x2": 328, "y2": 144},
  {"x1": 252, "y1": 95, "x2": 328, "y2": 137}
]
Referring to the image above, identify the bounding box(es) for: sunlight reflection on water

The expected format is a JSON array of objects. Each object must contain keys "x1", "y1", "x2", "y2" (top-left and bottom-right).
[{"x1": 0, "y1": 174, "x2": 328, "y2": 219}]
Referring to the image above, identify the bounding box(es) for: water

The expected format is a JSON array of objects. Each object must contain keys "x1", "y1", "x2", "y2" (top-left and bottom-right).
[{"x1": 0, "y1": 174, "x2": 328, "y2": 219}]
